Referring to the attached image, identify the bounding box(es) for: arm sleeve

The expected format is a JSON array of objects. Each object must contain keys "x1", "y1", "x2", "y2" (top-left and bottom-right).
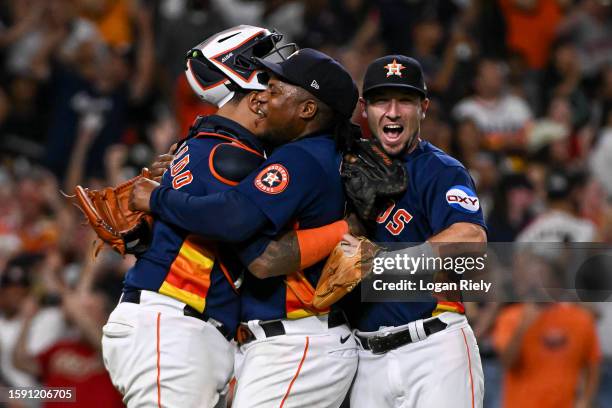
[
  {"x1": 150, "y1": 186, "x2": 269, "y2": 242},
  {"x1": 423, "y1": 166, "x2": 487, "y2": 234},
  {"x1": 233, "y1": 220, "x2": 348, "y2": 270}
]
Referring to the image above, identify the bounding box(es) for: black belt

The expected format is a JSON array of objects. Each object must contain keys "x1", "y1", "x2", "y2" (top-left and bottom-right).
[
  {"x1": 236, "y1": 309, "x2": 348, "y2": 345},
  {"x1": 120, "y1": 290, "x2": 232, "y2": 340},
  {"x1": 357, "y1": 318, "x2": 447, "y2": 354}
]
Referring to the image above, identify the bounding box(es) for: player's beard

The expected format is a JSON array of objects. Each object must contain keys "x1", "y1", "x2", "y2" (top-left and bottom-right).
[
  {"x1": 258, "y1": 129, "x2": 292, "y2": 148},
  {"x1": 379, "y1": 127, "x2": 420, "y2": 158},
  {"x1": 402, "y1": 128, "x2": 420, "y2": 156}
]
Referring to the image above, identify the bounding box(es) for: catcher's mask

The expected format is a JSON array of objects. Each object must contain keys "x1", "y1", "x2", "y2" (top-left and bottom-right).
[{"x1": 185, "y1": 25, "x2": 298, "y2": 107}]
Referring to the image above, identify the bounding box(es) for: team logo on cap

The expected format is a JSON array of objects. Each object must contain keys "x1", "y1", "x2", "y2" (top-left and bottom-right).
[
  {"x1": 254, "y1": 164, "x2": 290, "y2": 194},
  {"x1": 446, "y1": 185, "x2": 480, "y2": 213},
  {"x1": 384, "y1": 59, "x2": 405, "y2": 77}
]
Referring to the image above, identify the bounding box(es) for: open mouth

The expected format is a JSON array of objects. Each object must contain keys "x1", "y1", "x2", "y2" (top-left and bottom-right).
[{"x1": 382, "y1": 124, "x2": 404, "y2": 141}]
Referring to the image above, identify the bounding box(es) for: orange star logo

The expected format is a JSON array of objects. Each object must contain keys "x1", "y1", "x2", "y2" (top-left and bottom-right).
[{"x1": 384, "y1": 59, "x2": 405, "y2": 77}]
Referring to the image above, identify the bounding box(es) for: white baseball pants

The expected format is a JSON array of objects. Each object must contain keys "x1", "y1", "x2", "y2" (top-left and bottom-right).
[
  {"x1": 350, "y1": 312, "x2": 484, "y2": 408},
  {"x1": 232, "y1": 315, "x2": 358, "y2": 408},
  {"x1": 101, "y1": 291, "x2": 234, "y2": 408}
]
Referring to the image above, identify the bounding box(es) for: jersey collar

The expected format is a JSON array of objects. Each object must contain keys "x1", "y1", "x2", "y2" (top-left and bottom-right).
[
  {"x1": 402, "y1": 139, "x2": 427, "y2": 161},
  {"x1": 294, "y1": 129, "x2": 334, "y2": 141},
  {"x1": 201, "y1": 115, "x2": 265, "y2": 153}
]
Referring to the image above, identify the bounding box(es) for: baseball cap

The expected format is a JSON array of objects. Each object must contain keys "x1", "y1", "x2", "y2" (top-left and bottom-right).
[
  {"x1": 546, "y1": 169, "x2": 586, "y2": 200},
  {"x1": 362, "y1": 55, "x2": 427, "y2": 98},
  {"x1": 255, "y1": 48, "x2": 358, "y2": 118},
  {"x1": 0, "y1": 265, "x2": 31, "y2": 288},
  {"x1": 500, "y1": 173, "x2": 534, "y2": 192}
]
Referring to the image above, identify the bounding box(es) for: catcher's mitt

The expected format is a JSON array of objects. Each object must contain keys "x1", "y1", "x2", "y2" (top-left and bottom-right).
[
  {"x1": 313, "y1": 236, "x2": 381, "y2": 309},
  {"x1": 342, "y1": 138, "x2": 408, "y2": 221},
  {"x1": 67, "y1": 169, "x2": 154, "y2": 257}
]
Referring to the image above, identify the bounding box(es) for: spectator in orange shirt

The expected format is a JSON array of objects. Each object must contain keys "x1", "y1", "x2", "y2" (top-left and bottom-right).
[
  {"x1": 493, "y1": 301, "x2": 601, "y2": 408},
  {"x1": 78, "y1": 0, "x2": 132, "y2": 50},
  {"x1": 499, "y1": 0, "x2": 567, "y2": 70}
]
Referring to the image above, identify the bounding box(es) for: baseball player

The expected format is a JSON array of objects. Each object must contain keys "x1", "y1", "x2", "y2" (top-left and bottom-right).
[
  {"x1": 341, "y1": 55, "x2": 487, "y2": 407},
  {"x1": 130, "y1": 49, "x2": 360, "y2": 407},
  {"x1": 101, "y1": 25, "x2": 298, "y2": 408}
]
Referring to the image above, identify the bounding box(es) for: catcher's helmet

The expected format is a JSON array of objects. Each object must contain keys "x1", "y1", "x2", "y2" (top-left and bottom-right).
[{"x1": 185, "y1": 25, "x2": 297, "y2": 107}]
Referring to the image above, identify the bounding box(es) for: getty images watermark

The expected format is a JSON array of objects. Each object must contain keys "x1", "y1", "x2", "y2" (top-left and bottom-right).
[
  {"x1": 370, "y1": 251, "x2": 491, "y2": 293},
  {"x1": 361, "y1": 242, "x2": 612, "y2": 303}
]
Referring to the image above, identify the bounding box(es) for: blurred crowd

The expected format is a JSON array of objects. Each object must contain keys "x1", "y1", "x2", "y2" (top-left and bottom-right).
[{"x1": 0, "y1": 0, "x2": 611, "y2": 407}]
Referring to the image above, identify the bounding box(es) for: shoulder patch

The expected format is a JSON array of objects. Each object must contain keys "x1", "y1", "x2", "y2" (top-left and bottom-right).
[
  {"x1": 210, "y1": 143, "x2": 265, "y2": 186},
  {"x1": 445, "y1": 185, "x2": 480, "y2": 213},
  {"x1": 254, "y1": 164, "x2": 290, "y2": 194}
]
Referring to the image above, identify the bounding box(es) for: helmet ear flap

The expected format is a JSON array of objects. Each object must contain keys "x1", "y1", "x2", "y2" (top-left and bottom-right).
[
  {"x1": 188, "y1": 58, "x2": 225, "y2": 84},
  {"x1": 185, "y1": 59, "x2": 234, "y2": 107}
]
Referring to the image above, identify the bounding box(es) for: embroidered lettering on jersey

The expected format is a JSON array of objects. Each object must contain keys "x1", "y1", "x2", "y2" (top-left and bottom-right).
[
  {"x1": 171, "y1": 154, "x2": 190, "y2": 177},
  {"x1": 167, "y1": 144, "x2": 194, "y2": 189},
  {"x1": 376, "y1": 202, "x2": 396, "y2": 223},
  {"x1": 254, "y1": 164, "x2": 290, "y2": 194},
  {"x1": 376, "y1": 202, "x2": 413, "y2": 235},
  {"x1": 173, "y1": 171, "x2": 193, "y2": 189},
  {"x1": 446, "y1": 185, "x2": 479, "y2": 214}
]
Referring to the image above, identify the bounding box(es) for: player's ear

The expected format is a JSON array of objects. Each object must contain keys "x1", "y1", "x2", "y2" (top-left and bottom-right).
[
  {"x1": 420, "y1": 97, "x2": 430, "y2": 118},
  {"x1": 359, "y1": 97, "x2": 368, "y2": 120},
  {"x1": 299, "y1": 99, "x2": 318, "y2": 120},
  {"x1": 247, "y1": 91, "x2": 262, "y2": 115}
]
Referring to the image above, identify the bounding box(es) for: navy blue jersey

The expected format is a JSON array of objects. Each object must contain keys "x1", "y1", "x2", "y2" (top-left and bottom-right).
[
  {"x1": 124, "y1": 115, "x2": 265, "y2": 335},
  {"x1": 350, "y1": 140, "x2": 486, "y2": 331},
  {"x1": 235, "y1": 133, "x2": 345, "y2": 321},
  {"x1": 148, "y1": 132, "x2": 345, "y2": 322}
]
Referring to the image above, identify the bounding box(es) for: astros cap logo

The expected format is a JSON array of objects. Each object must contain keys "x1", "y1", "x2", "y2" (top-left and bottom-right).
[{"x1": 384, "y1": 59, "x2": 405, "y2": 77}]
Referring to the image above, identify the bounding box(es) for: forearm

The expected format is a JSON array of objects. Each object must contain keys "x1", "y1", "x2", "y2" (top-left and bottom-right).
[
  {"x1": 499, "y1": 321, "x2": 532, "y2": 369},
  {"x1": 64, "y1": 129, "x2": 95, "y2": 191},
  {"x1": 248, "y1": 220, "x2": 349, "y2": 279},
  {"x1": 71, "y1": 310, "x2": 103, "y2": 351},
  {"x1": 131, "y1": 9, "x2": 154, "y2": 101},
  {"x1": 429, "y1": 222, "x2": 487, "y2": 243},
  {"x1": 380, "y1": 223, "x2": 487, "y2": 276},
  {"x1": 150, "y1": 186, "x2": 268, "y2": 242},
  {"x1": 249, "y1": 230, "x2": 300, "y2": 279},
  {"x1": 12, "y1": 317, "x2": 40, "y2": 377},
  {"x1": 430, "y1": 46, "x2": 458, "y2": 93}
]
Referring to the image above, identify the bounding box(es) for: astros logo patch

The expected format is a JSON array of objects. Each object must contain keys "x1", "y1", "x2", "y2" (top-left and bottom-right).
[
  {"x1": 445, "y1": 185, "x2": 480, "y2": 214},
  {"x1": 254, "y1": 164, "x2": 290, "y2": 194}
]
